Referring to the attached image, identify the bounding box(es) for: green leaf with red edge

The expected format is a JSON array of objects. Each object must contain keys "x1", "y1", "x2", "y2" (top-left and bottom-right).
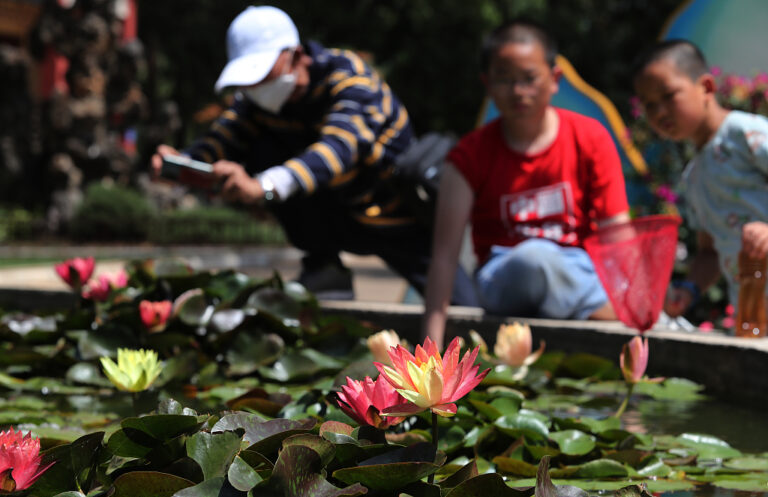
[
  {"x1": 242, "y1": 418, "x2": 316, "y2": 456},
  {"x1": 282, "y1": 434, "x2": 336, "y2": 467},
  {"x1": 186, "y1": 430, "x2": 243, "y2": 480},
  {"x1": 262, "y1": 444, "x2": 367, "y2": 497},
  {"x1": 332, "y1": 442, "x2": 445, "y2": 491},
  {"x1": 112, "y1": 471, "x2": 194, "y2": 497}
]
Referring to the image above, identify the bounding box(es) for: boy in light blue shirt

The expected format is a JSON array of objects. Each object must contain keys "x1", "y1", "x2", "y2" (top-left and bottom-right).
[{"x1": 633, "y1": 40, "x2": 768, "y2": 317}]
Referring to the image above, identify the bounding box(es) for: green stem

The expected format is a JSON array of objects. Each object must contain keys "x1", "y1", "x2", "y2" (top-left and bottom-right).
[
  {"x1": 614, "y1": 382, "x2": 635, "y2": 418},
  {"x1": 131, "y1": 391, "x2": 139, "y2": 417},
  {"x1": 428, "y1": 411, "x2": 438, "y2": 484}
]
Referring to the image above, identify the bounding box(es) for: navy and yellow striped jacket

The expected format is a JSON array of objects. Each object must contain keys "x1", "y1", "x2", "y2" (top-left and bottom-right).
[{"x1": 185, "y1": 41, "x2": 417, "y2": 226}]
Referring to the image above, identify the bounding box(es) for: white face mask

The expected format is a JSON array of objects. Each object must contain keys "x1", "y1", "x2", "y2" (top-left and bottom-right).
[{"x1": 242, "y1": 54, "x2": 297, "y2": 113}]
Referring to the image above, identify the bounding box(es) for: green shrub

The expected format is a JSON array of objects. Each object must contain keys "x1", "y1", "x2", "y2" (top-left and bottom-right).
[
  {"x1": 148, "y1": 206, "x2": 285, "y2": 245},
  {"x1": 70, "y1": 183, "x2": 155, "y2": 241}
]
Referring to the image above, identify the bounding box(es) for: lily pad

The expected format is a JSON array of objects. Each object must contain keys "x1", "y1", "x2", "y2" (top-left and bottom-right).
[
  {"x1": 549, "y1": 430, "x2": 596, "y2": 456},
  {"x1": 266, "y1": 444, "x2": 367, "y2": 496},
  {"x1": 444, "y1": 473, "x2": 534, "y2": 496},
  {"x1": 495, "y1": 413, "x2": 550, "y2": 441},
  {"x1": 259, "y1": 348, "x2": 345, "y2": 382},
  {"x1": 186, "y1": 430, "x2": 243, "y2": 480},
  {"x1": 333, "y1": 442, "x2": 444, "y2": 491},
  {"x1": 112, "y1": 471, "x2": 194, "y2": 497},
  {"x1": 225, "y1": 332, "x2": 284, "y2": 376},
  {"x1": 723, "y1": 456, "x2": 768, "y2": 471},
  {"x1": 242, "y1": 418, "x2": 317, "y2": 455},
  {"x1": 227, "y1": 455, "x2": 263, "y2": 492}
]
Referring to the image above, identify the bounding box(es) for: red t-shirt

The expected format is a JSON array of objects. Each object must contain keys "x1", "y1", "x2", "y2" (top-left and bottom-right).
[{"x1": 448, "y1": 107, "x2": 628, "y2": 263}]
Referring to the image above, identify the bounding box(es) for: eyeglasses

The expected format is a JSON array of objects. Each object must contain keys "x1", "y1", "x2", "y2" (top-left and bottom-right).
[{"x1": 488, "y1": 74, "x2": 541, "y2": 91}]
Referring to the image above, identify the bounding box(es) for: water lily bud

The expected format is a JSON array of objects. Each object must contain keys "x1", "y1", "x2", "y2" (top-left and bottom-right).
[{"x1": 367, "y1": 329, "x2": 402, "y2": 365}]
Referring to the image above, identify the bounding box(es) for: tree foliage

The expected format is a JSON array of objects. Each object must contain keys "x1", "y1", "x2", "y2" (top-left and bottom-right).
[{"x1": 138, "y1": 0, "x2": 681, "y2": 140}]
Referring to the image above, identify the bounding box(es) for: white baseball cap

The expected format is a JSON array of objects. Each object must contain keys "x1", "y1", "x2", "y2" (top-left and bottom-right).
[{"x1": 214, "y1": 6, "x2": 299, "y2": 93}]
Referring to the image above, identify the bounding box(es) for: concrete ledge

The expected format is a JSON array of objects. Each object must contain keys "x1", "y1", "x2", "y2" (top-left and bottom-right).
[{"x1": 319, "y1": 301, "x2": 768, "y2": 408}]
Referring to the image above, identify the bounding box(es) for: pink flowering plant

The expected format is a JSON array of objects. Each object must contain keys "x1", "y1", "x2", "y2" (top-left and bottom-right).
[
  {"x1": 336, "y1": 375, "x2": 408, "y2": 430},
  {"x1": 54, "y1": 257, "x2": 95, "y2": 291},
  {"x1": 615, "y1": 336, "x2": 664, "y2": 417},
  {"x1": 0, "y1": 428, "x2": 53, "y2": 492}
]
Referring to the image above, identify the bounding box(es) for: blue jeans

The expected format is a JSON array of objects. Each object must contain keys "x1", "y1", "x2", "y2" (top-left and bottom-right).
[{"x1": 475, "y1": 238, "x2": 608, "y2": 319}]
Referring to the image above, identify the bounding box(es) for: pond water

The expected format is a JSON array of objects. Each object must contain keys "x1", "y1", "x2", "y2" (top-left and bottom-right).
[{"x1": 634, "y1": 399, "x2": 768, "y2": 454}]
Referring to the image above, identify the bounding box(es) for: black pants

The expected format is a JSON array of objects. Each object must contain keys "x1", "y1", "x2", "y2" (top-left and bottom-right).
[{"x1": 271, "y1": 191, "x2": 478, "y2": 306}]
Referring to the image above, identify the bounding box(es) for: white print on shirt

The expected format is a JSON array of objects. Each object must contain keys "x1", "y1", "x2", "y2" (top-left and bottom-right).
[{"x1": 499, "y1": 182, "x2": 578, "y2": 244}]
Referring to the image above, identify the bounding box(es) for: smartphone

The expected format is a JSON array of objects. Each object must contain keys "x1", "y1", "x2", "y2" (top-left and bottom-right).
[{"x1": 160, "y1": 154, "x2": 214, "y2": 180}]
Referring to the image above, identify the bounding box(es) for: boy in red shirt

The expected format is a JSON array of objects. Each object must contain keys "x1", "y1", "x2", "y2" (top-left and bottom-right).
[{"x1": 424, "y1": 19, "x2": 630, "y2": 347}]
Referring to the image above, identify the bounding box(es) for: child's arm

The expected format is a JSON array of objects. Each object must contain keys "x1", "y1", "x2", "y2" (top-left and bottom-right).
[
  {"x1": 422, "y1": 164, "x2": 474, "y2": 350},
  {"x1": 742, "y1": 221, "x2": 768, "y2": 260},
  {"x1": 665, "y1": 230, "x2": 720, "y2": 317}
]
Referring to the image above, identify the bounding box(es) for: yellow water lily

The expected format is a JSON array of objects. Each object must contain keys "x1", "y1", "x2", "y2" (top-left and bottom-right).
[{"x1": 100, "y1": 348, "x2": 163, "y2": 392}]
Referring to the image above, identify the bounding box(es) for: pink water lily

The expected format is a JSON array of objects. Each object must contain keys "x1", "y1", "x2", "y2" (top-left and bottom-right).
[
  {"x1": 139, "y1": 300, "x2": 172, "y2": 331},
  {"x1": 0, "y1": 428, "x2": 54, "y2": 492},
  {"x1": 376, "y1": 337, "x2": 489, "y2": 418},
  {"x1": 336, "y1": 376, "x2": 408, "y2": 429},
  {"x1": 54, "y1": 257, "x2": 95, "y2": 289},
  {"x1": 82, "y1": 270, "x2": 128, "y2": 301}
]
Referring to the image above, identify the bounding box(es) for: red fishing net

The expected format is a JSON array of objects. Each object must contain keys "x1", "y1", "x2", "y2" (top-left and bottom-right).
[{"x1": 584, "y1": 215, "x2": 681, "y2": 332}]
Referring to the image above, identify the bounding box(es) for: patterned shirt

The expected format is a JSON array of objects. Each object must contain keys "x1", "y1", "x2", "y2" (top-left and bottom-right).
[
  {"x1": 185, "y1": 40, "x2": 415, "y2": 225},
  {"x1": 681, "y1": 110, "x2": 768, "y2": 304}
]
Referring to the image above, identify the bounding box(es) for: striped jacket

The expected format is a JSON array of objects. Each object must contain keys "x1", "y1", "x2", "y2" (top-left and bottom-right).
[{"x1": 186, "y1": 41, "x2": 417, "y2": 226}]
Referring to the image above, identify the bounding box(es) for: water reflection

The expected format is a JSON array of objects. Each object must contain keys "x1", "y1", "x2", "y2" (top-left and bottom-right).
[{"x1": 634, "y1": 399, "x2": 768, "y2": 453}]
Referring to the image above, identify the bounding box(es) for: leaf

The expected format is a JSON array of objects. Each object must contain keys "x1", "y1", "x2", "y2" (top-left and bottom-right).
[
  {"x1": 712, "y1": 479, "x2": 768, "y2": 492},
  {"x1": 282, "y1": 434, "x2": 336, "y2": 467},
  {"x1": 444, "y1": 473, "x2": 534, "y2": 497},
  {"x1": 492, "y1": 457, "x2": 539, "y2": 477},
  {"x1": 724, "y1": 456, "x2": 768, "y2": 471},
  {"x1": 259, "y1": 349, "x2": 345, "y2": 382},
  {"x1": 112, "y1": 471, "x2": 194, "y2": 497},
  {"x1": 438, "y1": 459, "x2": 478, "y2": 488},
  {"x1": 172, "y1": 477, "x2": 242, "y2": 497},
  {"x1": 210, "y1": 309, "x2": 246, "y2": 333},
  {"x1": 65, "y1": 362, "x2": 112, "y2": 387},
  {"x1": 549, "y1": 430, "x2": 596, "y2": 456},
  {"x1": 186, "y1": 431, "x2": 243, "y2": 480},
  {"x1": 242, "y1": 418, "x2": 316, "y2": 456},
  {"x1": 676, "y1": 433, "x2": 742, "y2": 459},
  {"x1": 33, "y1": 432, "x2": 105, "y2": 496},
  {"x1": 121, "y1": 414, "x2": 202, "y2": 443},
  {"x1": 227, "y1": 455, "x2": 263, "y2": 492},
  {"x1": 212, "y1": 412, "x2": 266, "y2": 435},
  {"x1": 225, "y1": 333, "x2": 285, "y2": 376},
  {"x1": 333, "y1": 442, "x2": 444, "y2": 491},
  {"x1": 265, "y1": 445, "x2": 367, "y2": 497},
  {"x1": 77, "y1": 327, "x2": 137, "y2": 360},
  {"x1": 536, "y1": 456, "x2": 558, "y2": 497},
  {"x1": 559, "y1": 459, "x2": 629, "y2": 478},
  {"x1": 495, "y1": 413, "x2": 550, "y2": 441},
  {"x1": 174, "y1": 288, "x2": 212, "y2": 327}
]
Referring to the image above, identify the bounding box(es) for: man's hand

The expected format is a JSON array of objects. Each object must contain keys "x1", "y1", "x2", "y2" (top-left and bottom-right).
[
  {"x1": 213, "y1": 160, "x2": 265, "y2": 204},
  {"x1": 150, "y1": 144, "x2": 180, "y2": 180},
  {"x1": 741, "y1": 221, "x2": 768, "y2": 260}
]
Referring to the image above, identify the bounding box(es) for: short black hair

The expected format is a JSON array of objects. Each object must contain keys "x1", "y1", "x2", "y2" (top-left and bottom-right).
[
  {"x1": 481, "y1": 18, "x2": 557, "y2": 72},
  {"x1": 632, "y1": 39, "x2": 708, "y2": 82}
]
